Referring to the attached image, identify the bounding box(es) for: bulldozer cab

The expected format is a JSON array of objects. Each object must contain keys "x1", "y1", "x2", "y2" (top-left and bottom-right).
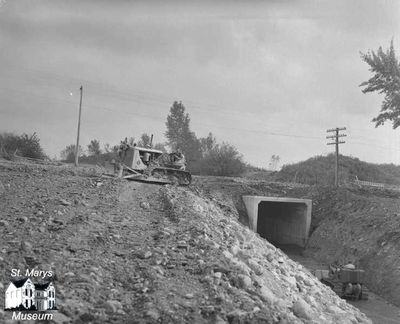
[{"x1": 124, "y1": 146, "x2": 163, "y2": 171}]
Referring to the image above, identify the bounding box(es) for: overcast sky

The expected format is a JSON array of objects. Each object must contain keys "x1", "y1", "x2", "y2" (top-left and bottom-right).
[{"x1": 1, "y1": 0, "x2": 400, "y2": 167}]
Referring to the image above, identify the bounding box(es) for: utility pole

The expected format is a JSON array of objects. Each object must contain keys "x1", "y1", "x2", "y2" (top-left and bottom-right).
[
  {"x1": 74, "y1": 86, "x2": 83, "y2": 167},
  {"x1": 326, "y1": 127, "x2": 346, "y2": 187}
]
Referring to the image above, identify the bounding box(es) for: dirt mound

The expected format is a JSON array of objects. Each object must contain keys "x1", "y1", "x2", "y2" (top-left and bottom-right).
[
  {"x1": 273, "y1": 154, "x2": 400, "y2": 186},
  {"x1": 0, "y1": 160, "x2": 371, "y2": 323},
  {"x1": 306, "y1": 186, "x2": 400, "y2": 307}
]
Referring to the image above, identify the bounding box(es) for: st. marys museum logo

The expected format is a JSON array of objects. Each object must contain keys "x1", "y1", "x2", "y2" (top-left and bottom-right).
[{"x1": 4, "y1": 269, "x2": 56, "y2": 321}]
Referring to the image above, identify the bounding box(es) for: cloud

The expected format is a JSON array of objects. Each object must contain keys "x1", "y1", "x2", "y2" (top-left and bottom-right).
[{"x1": 1, "y1": 0, "x2": 400, "y2": 165}]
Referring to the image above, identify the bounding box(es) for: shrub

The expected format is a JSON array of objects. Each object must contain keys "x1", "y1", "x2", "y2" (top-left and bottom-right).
[
  {"x1": 197, "y1": 142, "x2": 245, "y2": 177},
  {"x1": 60, "y1": 144, "x2": 84, "y2": 162},
  {"x1": 0, "y1": 132, "x2": 46, "y2": 159}
]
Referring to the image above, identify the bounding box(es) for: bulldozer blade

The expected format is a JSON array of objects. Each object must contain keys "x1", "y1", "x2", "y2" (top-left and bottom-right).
[
  {"x1": 123, "y1": 174, "x2": 142, "y2": 180},
  {"x1": 126, "y1": 176, "x2": 173, "y2": 185}
]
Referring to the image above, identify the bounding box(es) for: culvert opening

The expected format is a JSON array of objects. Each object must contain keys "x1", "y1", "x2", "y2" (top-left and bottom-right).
[
  {"x1": 242, "y1": 196, "x2": 312, "y2": 249},
  {"x1": 257, "y1": 201, "x2": 307, "y2": 247}
]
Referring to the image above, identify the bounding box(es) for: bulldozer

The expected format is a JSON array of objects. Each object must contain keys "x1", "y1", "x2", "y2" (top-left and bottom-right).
[
  {"x1": 114, "y1": 143, "x2": 191, "y2": 186},
  {"x1": 316, "y1": 264, "x2": 368, "y2": 301}
]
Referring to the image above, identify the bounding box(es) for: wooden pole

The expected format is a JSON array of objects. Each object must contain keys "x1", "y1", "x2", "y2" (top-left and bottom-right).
[
  {"x1": 74, "y1": 86, "x2": 83, "y2": 167},
  {"x1": 327, "y1": 127, "x2": 346, "y2": 187}
]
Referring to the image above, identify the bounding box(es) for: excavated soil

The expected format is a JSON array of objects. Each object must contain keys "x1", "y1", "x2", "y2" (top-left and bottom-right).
[
  {"x1": 306, "y1": 187, "x2": 400, "y2": 306},
  {"x1": 0, "y1": 160, "x2": 372, "y2": 324},
  {"x1": 193, "y1": 176, "x2": 400, "y2": 323}
]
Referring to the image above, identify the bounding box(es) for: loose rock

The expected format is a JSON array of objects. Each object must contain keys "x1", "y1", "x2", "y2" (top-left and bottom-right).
[
  {"x1": 259, "y1": 286, "x2": 277, "y2": 304},
  {"x1": 59, "y1": 198, "x2": 71, "y2": 206},
  {"x1": 145, "y1": 309, "x2": 160, "y2": 320},
  {"x1": 140, "y1": 201, "x2": 150, "y2": 209},
  {"x1": 292, "y1": 298, "x2": 313, "y2": 320},
  {"x1": 237, "y1": 274, "x2": 252, "y2": 289},
  {"x1": 105, "y1": 300, "x2": 123, "y2": 313}
]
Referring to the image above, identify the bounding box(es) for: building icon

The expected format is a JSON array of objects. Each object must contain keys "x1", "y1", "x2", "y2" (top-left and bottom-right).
[{"x1": 5, "y1": 278, "x2": 56, "y2": 311}]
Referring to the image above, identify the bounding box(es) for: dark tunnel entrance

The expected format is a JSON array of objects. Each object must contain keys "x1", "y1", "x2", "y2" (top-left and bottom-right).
[
  {"x1": 242, "y1": 196, "x2": 312, "y2": 249},
  {"x1": 257, "y1": 201, "x2": 309, "y2": 248}
]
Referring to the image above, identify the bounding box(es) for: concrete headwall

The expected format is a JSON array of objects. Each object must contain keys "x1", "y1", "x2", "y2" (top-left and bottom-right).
[{"x1": 242, "y1": 196, "x2": 312, "y2": 247}]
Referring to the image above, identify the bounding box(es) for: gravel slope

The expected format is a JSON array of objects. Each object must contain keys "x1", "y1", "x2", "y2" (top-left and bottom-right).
[{"x1": 0, "y1": 160, "x2": 371, "y2": 323}]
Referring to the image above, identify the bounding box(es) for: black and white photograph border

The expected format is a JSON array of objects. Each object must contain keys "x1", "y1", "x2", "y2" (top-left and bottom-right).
[{"x1": 1, "y1": 1, "x2": 400, "y2": 323}]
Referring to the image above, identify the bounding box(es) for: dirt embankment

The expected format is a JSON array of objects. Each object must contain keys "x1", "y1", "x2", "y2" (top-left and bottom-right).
[
  {"x1": 0, "y1": 160, "x2": 371, "y2": 323},
  {"x1": 307, "y1": 187, "x2": 400, "y2": 307},
  {"x1": 193, "y1": 176, "x2": 400, "y2": 309}
]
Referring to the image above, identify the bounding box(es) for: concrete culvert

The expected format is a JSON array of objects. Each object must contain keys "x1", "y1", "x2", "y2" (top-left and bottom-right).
[{"x1": 242, "y1": 196, "x2": 312, "y2": 248}]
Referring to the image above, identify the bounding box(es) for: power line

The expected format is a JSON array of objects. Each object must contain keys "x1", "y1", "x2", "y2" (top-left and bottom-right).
[
  {"x1": 349, "y1": 141, "x2": 395, "y2": 151},
  {"x1": 0, "y1": 85, "x2": 322, "y2": 140},
  {"x1": 2, "y1": 84, "x2": 398, "y2": 153},
  {"x1": 2, "y1": 64, "x2": 318, "y2": 125},
  {"x1": 0, "y1": 75, "x2": 398, "y2": 155}
]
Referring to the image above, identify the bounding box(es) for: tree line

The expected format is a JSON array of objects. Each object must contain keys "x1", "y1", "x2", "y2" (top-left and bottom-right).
[
  {"x1": 60, "y1": 101, "x2": 246, "y2": 176},
  {"x1": 59, "y1": 133, "x2": 167, "y2": 164}
]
